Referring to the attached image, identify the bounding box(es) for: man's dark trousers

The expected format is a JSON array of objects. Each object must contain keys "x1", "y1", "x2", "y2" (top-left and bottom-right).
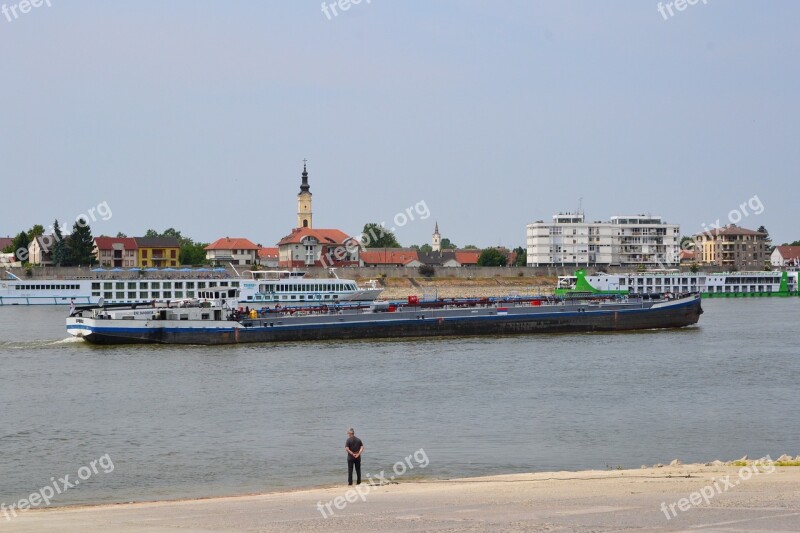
[{"x1": 348, "y1": 456, "x2": 361, "y2": 485}]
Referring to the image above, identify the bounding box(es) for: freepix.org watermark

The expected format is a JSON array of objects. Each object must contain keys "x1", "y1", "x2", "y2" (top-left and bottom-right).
[
  {"x1": 321, "y1": 0, "x2": 371, "y2": 20},
  {"x1": 657, "y1": 0, "x2": 709, "y2": 21},
  {"x1": 660, "y1": 456, "x2": 775, "y2": 520},
  {"x1": 1, "y1": 454, "x2": 115, "y2": 521},
  {"x1": 317, "y1": 448, "x2": 429, "y2": 519},
  {"x1": 2, "y1": 0, "x2": 51, "y2": 23}
]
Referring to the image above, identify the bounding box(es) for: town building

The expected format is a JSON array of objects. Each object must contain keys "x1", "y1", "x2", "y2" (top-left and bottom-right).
[
  {"x1": 27, "y1": 236, "x2": 55, "y2": 266},
  {"x1": 361, "y1": 248, "x2": 421, "y2": 267},
  {"x1": 693, "y1": 225, "x2": 769, "y2": 271},
  {"x1": 133, "y1": 237, "x2": 180, "y2": 268},
  {"x1": 94, "y1": 237, "x2": 138, "y2": 268},
  {"x1": 205, "y1": 237, "x2": 260, "y2": 266},
  {"x1": 276, "y1": 164, "x2": 360, "y2": 268},
  {"x1": 526, "y1": 213, "x2": 680, "y2": 267},
  {"x1": 770, "y1": 245, "x2": 800, "y2": 268},
  {"x1": 257, "y1": 247, "x2": 280, "y2": 268}
]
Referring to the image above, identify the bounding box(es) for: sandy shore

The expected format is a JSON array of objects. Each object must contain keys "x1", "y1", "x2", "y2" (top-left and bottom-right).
[{"x1": 8, "y1": 464, "x2": 800, "y2": 532}]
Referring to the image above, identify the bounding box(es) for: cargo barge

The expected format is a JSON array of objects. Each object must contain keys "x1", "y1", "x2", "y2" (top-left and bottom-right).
[{"x1": 66, "y1": 287, "x2": 703, "y2": 345}]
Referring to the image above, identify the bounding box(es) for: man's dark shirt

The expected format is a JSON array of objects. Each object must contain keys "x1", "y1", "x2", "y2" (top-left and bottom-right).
[{"x1": 345, "y1": 436, "x2": 363, "y2": 458}]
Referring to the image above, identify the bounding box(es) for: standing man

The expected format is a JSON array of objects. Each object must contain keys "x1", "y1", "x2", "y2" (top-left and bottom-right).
[{"x1": 345, "y1": 428, "x2": 364, "y2": 485}]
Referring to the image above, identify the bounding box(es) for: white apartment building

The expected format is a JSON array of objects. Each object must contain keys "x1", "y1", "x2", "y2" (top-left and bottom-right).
[{"x1": 526, "y1": 213, "x2": 680, "y2": 267}]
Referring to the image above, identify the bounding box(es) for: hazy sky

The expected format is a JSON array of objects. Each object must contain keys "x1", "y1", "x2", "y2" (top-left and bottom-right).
[{"x1": 2, "y1": 1, "x2": 798, "y2": 248}]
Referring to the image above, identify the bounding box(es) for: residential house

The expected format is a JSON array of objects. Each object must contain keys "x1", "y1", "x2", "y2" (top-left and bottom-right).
[
  {"x1": 205, "y1": 237, "x2": 260, "y2": 266},
  {"x1": 771, "y1": 246, "x2": 800, "y2": 268},
  {"x1": 361, "y1": 248, "x2": 422, "y2": 267},
  {"x1": 257, "y1": 247, "x2": 280, "y2": 268},
  {"x1": 94, "y1": 237, "x2": 138, "y2": 268},
  {"x1": 134, "y1": 237, "x2": 180, "y2": 268},
  {"x1": 27, "y1": 235, "x2": 55, "y2": 266}
]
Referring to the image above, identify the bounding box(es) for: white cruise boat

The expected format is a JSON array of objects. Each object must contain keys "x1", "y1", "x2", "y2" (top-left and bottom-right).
[
  {"x1": 556, "y1": 269, "x2": 799, "y2": 298},
  {"x1": 1, "y1": 268, "x2": 382, "y2": 306}
]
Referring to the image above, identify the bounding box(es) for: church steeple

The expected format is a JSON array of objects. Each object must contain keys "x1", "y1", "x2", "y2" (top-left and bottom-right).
[
  {"x1": 432, "y1": 221, "x2": 441, "y2": 252},
  {"x1": 297, "y1": 160, "x2": 313, "y2": 229},
  {"x1": 300, "y1": 161, "x2": 311, "y2": 194}
]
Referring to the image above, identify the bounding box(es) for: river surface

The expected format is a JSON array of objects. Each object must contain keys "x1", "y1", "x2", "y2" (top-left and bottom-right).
[{"x1": 1, "y1": 299, "x2": 798, "y2": 506}]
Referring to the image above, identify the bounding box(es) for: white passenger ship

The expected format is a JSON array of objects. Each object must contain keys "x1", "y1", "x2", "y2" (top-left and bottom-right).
[
  {"x1": 556, "y1": 269, "x2": 799, "y2": 298},
  {"x1": 1, "y1": 268, "x2": 382, "y2": 306}
]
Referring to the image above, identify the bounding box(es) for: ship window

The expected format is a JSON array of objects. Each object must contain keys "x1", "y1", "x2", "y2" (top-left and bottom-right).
[
  {"x1": 127, "y1": 292, "x2": 136, "y2": 299},
  {"x1": 163, "y1": 292, "x2": 172, "y2": 299},
  {"x1": 116, "y1": 282, "x2": 124, "y2": 290},
  {"x1": 140, "y1": 292, "x2": 148, "y2": 299},
  {"x1": 291, "y1": 295, "x2": 296, "y2": 300},
  {"x1": 128, "y1": 282, "x2": 136, "y2": 289},
  {"x1": 163, "y1": 282, "x2": 171, "y2": 289},
  {"x1": 187, "y1": 291, "x2": 194, "y2": 298},
  {"x1": 116, "y1": 292, "x2": 124, "y2": 299},
  {"x1": 151, "y1": 282, "x2": 160, "y2": 289},
  {"x1": 92, "y1": 292, "x2": 100, "y2": 297},
  {"x1": 209, "y1": 282, "x2": 217, "y2": 287},
  {"x1": 186, "y1": 282, "x2": 195, "y2": 289},
  {"x1": 174, "y1": 282, "x2": 183, "y2": 289},
  {"x1": 140, "y1": 282, "x2": 148, "y2": 289},
  {"x1": 152, "y1": 292, "x2": 160, "y2": 298},
  {"x1": 104, "y1": 282, "x2": 112, "y2": 290},
  {"x1": 92, "y1": 282, "x2": 100, "y2": 290},
  {"x1": 220, "y1": 281, "x2": 228, "y2": 286},
  {"x1": 198, "y1": 282, "x2": 206, "y2": 289},
  {"x1": 104, "y1": 292, "x2": 112, "y2": 299}
]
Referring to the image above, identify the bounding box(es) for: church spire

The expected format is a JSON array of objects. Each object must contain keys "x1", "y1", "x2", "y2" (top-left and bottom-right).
[{"x1": 300, "y1": 159, "x2": 311, "y2": 194}]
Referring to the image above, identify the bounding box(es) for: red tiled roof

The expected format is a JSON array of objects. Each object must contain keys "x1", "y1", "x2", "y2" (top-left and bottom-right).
[
  {"x1": 94, "y1": 237, "x2": 138, "y2": 250},
  {"x1": 455, "y1": 250, "x2": 481, "y2": 265},
  {"x1": 277, "y1": 227, "x2": 353, "y2": 246},
  {"x1": 679, "y1": 250, "x2": 695, "y2": 260},
  {"x1": 258, "y1": 247, "x2": 279, "y2": 258},
  {"x1": 774, "y1": 246, "x2": 800, "y2": 260},
  {"x1": 361, "y1": 249, "x2": 418, "y2": 265},
  {"x1": 205, "y1": 237, "x2": 260, "y2": 251},
  {"x1": 0, "y1": 237, "x2": 13, "y2": 250},
  {"x1": 694, "y1": 224, "x2": 765, "y2": 237}
]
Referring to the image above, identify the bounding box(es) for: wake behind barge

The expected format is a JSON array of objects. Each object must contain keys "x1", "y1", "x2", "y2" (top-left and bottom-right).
[{"x1": 66, "y1": 287, "x2": 703, "y2": 346}]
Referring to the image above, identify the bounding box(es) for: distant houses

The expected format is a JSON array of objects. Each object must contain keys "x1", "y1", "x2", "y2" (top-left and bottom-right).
[{"x1": 771, "y1": 246, "x2": 800, "y2": 268}]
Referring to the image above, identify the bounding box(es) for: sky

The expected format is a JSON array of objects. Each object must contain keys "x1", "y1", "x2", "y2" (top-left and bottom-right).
[{"x1": 1, "y1": 1, "x2": 798, "y2": 248}]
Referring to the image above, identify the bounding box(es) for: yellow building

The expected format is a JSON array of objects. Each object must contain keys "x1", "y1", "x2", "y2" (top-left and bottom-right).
[{"x1": 134, "y1": 237, "x2": 181, "y2": 267}]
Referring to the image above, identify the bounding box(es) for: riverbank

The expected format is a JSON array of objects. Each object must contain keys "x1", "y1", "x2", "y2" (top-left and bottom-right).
[{"x1": 10, "y1": 461, "x2": 800, "y2": 531}]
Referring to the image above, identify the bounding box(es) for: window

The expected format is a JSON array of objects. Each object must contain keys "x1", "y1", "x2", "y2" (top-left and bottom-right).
[{"x1": 142, "y1": 250, "x2": 148, "y2": 258}]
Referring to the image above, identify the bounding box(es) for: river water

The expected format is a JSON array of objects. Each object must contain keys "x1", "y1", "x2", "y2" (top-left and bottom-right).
[{"x1": 1, "y1": 299, "x2": 798, "y2": 507}]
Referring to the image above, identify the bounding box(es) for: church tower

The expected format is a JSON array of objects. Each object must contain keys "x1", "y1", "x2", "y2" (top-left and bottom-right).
[
  {"x1": 297, "y1": 161, "x2": 313, "y2": 229},
  {"x1": 432, "y1": 221, "x2": 441, "y2": 252}
]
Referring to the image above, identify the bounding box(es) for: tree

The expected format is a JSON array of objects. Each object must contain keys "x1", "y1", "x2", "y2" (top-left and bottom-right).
[
  {"x1": 144, "y1": 229, "x2": 160, "y2": 238},
  {"x1": 418, "y1": 264, "x2": 435, "y2": 277},
  {"x1": 680, "y1": 235, "x2": 694, "y2": 250},
  {"x1": 52, "y1": 219, "x2": 68, "y2": 266},
  {"x1": 440, "y1": 237, "x2": 457, "y2": 249},
  {"x1": 180, "y1": 241, "x2": 209, "y2": 265},
  {"x1": 116, "y1": 232, "x2": 128, "y2": 238},
  {"x1": 418, "y1": 244, "x2": 432, "y2": 253},
  {"x1": 785, "y1": 240, "x2": 800, "y2": 247},
  {"x1": 11, "y1": 231, "x2": 30, "y2": 262},
  {"x1": 463, "y1": 244, "x2": 479, "y2": 249},
  {"x1": 68, "y1": 220, "x2": 95, "y2": 266},
  {"x1": 758, "y1": 226, "x2": 774, "y2": 252},
  {"x1": 27, "y1": 224, "x2": 45, "y2": 241},
  {"x1": 361, "y1": 223, "x2": 400, "y2": 248},
  {"x1": 477, "y1": 248, "x2": 507, "y2": 267},
  {"x1": 512, "y1": 246, "x2": 527, "y2": 267}
]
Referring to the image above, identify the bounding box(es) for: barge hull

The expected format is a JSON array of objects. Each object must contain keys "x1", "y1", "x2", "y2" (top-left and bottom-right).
[{"x1": 69, "y1": 296, "x2": 702, "y2": 345}]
